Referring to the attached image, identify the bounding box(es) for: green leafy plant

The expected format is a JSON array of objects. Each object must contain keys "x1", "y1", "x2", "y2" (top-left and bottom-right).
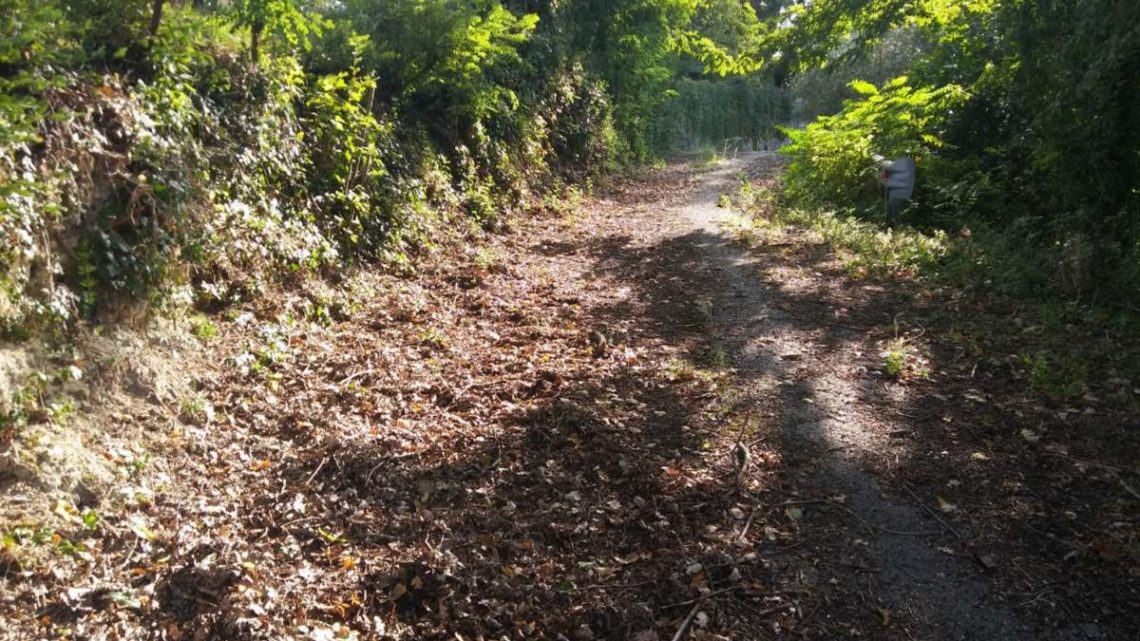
[
  {"x1": 190, "y1": 315, "x2": 218, "y2": 340},
  {"x1": 230, "y1": 0, "x2": 326, "y2": 61},
  {"x1": 474, "y1": 247, "x2": 499, "y2": 270},
  {"x1": 418, "y1": 327, "x2": 449, "y2": 350},
  {"x1": 81, "y1": 509, "x2": 100, "y2": 531},
  {"x1": 782, "y1": 77, "x2": 967, "y2": 216},
  {"x1": 882, "y1": 339, "x2": 909, "y2": 379},
  {"x1": 1019, "y1": 351, "x2": 1088, "y2": 401}
]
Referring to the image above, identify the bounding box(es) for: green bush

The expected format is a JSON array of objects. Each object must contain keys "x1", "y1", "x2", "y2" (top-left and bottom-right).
[
  {"x1": 1, "y1": 0, "x2": 775, "y2": 339},
  {"x1": 781, "y1": 77, "x2": 967, "y2": 216},
  {"x1": 650, "y1": 76, "x2": 789, "y2": 153},
  {"x1": 777, "y1": 0, "x2": 1140, "y2": 306}
]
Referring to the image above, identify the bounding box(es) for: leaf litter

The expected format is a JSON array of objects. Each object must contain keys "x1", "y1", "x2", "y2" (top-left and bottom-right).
[
  {"x1": 2, "y1": 158, "x2": 1136, "y2": 641},
  {"x1": 0, "y1": 163, "x2": 816, "y2": 641}
]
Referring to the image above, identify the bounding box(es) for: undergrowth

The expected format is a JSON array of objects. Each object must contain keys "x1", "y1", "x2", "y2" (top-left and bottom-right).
[{"x1": 733, "y1": 178, "x2": 1140, "y2": 405}]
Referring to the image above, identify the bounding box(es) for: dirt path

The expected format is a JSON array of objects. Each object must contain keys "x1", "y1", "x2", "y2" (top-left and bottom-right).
[
  {"x1": 673, "y1": 153, "x2": 1040, "y2": 640},
  {"x1": 5, "y1": 154, "x2": 1132, "y2": 641},
  {"x1": 654, "y1": 152, "x2": 1134, "y2": 641}
]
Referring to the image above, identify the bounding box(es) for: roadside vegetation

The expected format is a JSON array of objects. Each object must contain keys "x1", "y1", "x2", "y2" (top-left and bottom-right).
[
  {"x1": 750, "y1": 1, "x2": 1140, "y2": 404},
  {"x1": 0, "y1": 0, "x2": 788, "y2": 437},
  {"x1": 2, "y1": 1, "x2": 1139, "y2": 639},
  {"x1": 730, "y1": 170, "x2": 1140, "y2": 406}
]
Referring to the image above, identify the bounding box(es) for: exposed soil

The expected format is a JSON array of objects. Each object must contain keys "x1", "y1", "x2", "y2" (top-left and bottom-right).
[{"x1": 2, "y1": 154, "x2": 1136, "y2": 641}]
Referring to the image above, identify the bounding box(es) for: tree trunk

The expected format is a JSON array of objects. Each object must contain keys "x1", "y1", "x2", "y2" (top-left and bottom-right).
[
  {"x1": 250, "y1": 21, "x2": 264, "y2": 64},
  {"x1": 149, "y1": 0, "x2": 165, "y2": 38}
]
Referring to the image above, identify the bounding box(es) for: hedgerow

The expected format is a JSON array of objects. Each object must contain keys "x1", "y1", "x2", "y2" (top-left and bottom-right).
[{"x1": 1, "y1": 0, "x2": 775, "y2": 340}]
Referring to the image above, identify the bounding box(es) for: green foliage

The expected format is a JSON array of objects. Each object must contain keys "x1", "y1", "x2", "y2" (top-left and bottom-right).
[
  {"x1": 776, "y1": 0, "x2": 1140, "y2": 304},
  {"x1": 562, "y1": 0, "x2": 769, "y2": 161},
  {"x1": 229, "y1": 0, "x2": 325, "y2": 60},
  {"x1": 782, "y1": 76, "x2": 966, "y2": 214},
  {"x1": 81, "y1": 509, "x2": 99, "y2": 531},
  {"x1": 774, "y1": 204, "x2": 950, "y2": 280},
  {"x1": 652, "y1": 76, "x2": 789, "y2": 152},
  {"x1": 719, "y1": 211, "x2": 761, "y2": 246},
  {"x1": 350, "y1": 1, "x2": 538, "y2": 149},
  {"x1": 790, "y1": 26, "x2": 927, "y2": 120},
  {"x1": 692, "y1": 146, "x2": 719, "y2": 169},
  {"x1": 0, "y1": 0, "x2": 781, "y2": 341},
  {"x1": 189, "y1": 314, "x2": 218, "y2": 340},
  {"x1": 63, "y1": 0, "x2": 154, "y2": 61},
  {"x1": 2, "y1": 524, "x2": 90, "y2": 561},
  {"x1": 301, "y1": 43, "x2": 399, "y2": 254},
  {"x1": 1019, "y1": 351, "x2": 1088, "y2": 401},
  {"x1": 882, "y1": 339, "x2": 907, "y2": 379}
]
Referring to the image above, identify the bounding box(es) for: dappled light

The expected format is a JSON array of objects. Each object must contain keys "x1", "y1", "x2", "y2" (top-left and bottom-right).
[{"x1": 3, "y1": 1, "x2": 1139, "y2": 640}]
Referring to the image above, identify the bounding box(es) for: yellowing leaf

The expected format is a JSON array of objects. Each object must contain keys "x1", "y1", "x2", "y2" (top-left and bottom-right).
[
  {"x1": 876, "y1": 607, "x2": 892, "y2": 626},
  {"x1": 52, "y1": 499, "x2": 81, "y2": 524},
  {"x1": 130, "y1": 520, "x2": 158, "y2": 541}
]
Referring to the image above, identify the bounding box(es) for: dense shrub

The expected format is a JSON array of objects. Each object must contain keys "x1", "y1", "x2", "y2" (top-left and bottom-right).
[
  {"x1": 775, "y1": 0, "x2": 1140, "y2": 305},
  {"x1": 651, "y1": 76, "x2": 789, "y2": 153},
  {"x1": 781, "y1": 77, "x2": 966, "y2": 216},
  {"x1": 0, "y1": 0, "x2": 775, "y2": 338}
]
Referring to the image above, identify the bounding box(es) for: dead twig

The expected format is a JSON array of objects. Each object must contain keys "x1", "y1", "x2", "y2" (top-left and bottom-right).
[
  {"x1": 671, "y1": 601, "x2": 702, "y2": 641},
  {"x1": 735, "y1": 600, "x2": 794, "y2": 620},
  {"x1": 447, "y1": 375, "x2": 526, "y2": 407},
  {"x1": 765, "y1": 498, "x2": 832, "y2": 511},
  {"x1": 661, "y1": 586, "x2": 742, "y2": 610},
  {"x1": 903, "y1": 485, "x2": 966, "y2": 540},
  {"x1": 762, "y1": 541, "x2": 804, "y2": 556},
  {"x1": 1120, "y1": 478, "x2": 1140, "y2": 501},
  {"x1": 304, "y1": 456, "x2": 328, "y2": 486},
  {"x1": 1042, "y1": 451, "x2": 1130, "y2": 475},
  {"x1": 666, "y1": 585, "x2": 792, "y2": 639},
  {"x1": 575, "y1": 579, "x2": 658, "y2": 592},
  {"x1": 738, "y1": 505, "x2": 758, "y2": 542},
  {"x1": 338, "y1": 369, "x2": 373, "y2": 386}
]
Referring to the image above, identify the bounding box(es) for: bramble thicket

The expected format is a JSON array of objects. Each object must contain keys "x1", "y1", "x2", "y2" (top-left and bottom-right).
[{"x1": 779, "y1": 0, "x2": 1140, "y2": 305}]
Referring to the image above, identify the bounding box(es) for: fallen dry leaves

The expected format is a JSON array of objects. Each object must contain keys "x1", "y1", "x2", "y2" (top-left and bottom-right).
[{"x1": 3, "y1": 158, "x2": 1136, "y2": 641}]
